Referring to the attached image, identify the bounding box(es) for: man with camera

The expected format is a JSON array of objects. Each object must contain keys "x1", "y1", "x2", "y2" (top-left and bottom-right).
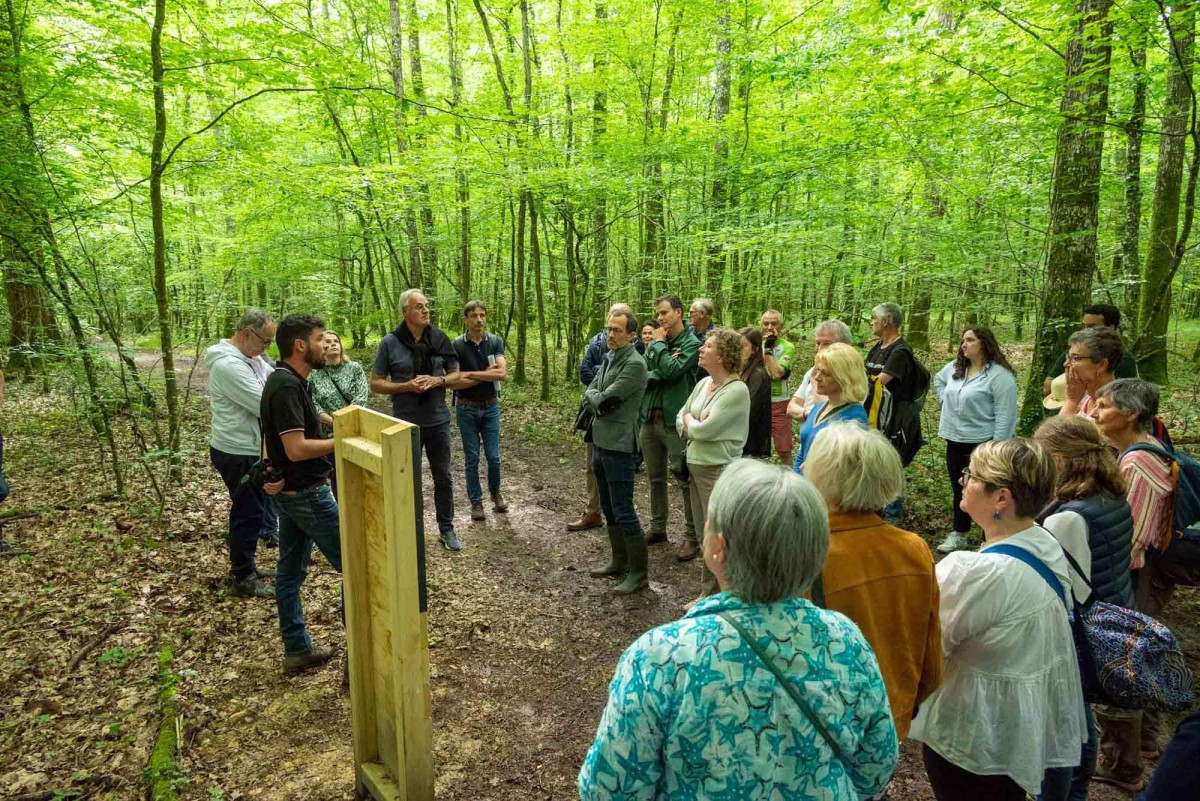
[
  {"x1": 205, "y1": 309, "x2": 278, "y2": 598},
  {"x1": 260, "y1": 313, "x2": 343, "y2": 676},
  {"x1": 761, "y1": 309, "x2": 796, "y2": 468}
]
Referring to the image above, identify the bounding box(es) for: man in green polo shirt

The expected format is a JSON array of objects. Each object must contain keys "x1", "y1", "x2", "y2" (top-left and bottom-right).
[
  {"x1": 762, "y1": 309, "x2": 796, "y2": 467},
  {"x1": 640, "y1": 295, "x2": 701, "y2": 561}
]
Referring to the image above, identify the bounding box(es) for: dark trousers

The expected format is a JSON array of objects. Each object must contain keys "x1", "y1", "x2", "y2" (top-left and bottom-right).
[
  {"x1": 592, "y1": 445, "x2": 642, "y2": 534},
  {"x1": 945, "y1": 439, "x2": 986, "y2": 533},
  {"x1": 210, "y1": 447, "x2": 267, "y2": 581},
  {"x1": 420, "y1": 422, "x2": 455, "y2": 534},
  {"x1": 272, "y1": 485, "x2": 343, "y2": 656},
  {"x1": 923, "y1": 744, "x2": 1025, "y2": 801},
  {"x1": 1141, "y1": 712, "x2": 1200, "y2": 800}
]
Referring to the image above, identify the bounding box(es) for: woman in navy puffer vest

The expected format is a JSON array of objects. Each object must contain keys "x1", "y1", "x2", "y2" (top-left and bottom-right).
[{"x1": 1033, "y1": 414, "x2": 1136, "y2": 801}]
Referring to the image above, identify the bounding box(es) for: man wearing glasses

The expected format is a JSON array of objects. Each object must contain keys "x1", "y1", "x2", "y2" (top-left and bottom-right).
[
  {"x1": 206, "y1": 309, "x2": 279, "y2": 598},
  {"x1": 371, "y1": 289, "x2": 465, "y2": 551}
]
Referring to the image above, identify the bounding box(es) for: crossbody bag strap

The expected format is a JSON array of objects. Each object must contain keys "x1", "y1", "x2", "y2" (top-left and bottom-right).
[
  {"x1": 717, "y1": 610, "x2": 847, "y2": 765},
  {"x1": 987, "y1": 544, "x2": 1068, "y2": 611}
]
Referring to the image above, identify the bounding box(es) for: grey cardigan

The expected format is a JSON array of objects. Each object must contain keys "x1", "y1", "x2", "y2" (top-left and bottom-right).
[{"x1": 584, "y1": 343, "x2": 648, "y2": 453}]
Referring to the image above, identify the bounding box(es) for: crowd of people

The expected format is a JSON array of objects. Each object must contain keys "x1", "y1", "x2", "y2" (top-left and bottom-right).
[
  {"x1": 572, "y1": 298, "x2": 1198, "y2": 799},
  {"x1": 202, "y1": 293, "x2": 1199, "y2": 797}
]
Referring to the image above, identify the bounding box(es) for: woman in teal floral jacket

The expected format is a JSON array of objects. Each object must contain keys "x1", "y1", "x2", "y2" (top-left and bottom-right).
[
  {"x1": 310, "y1": 332, "x2": 369, "y2": 434},
  {"x1": 578, "y1": 459, "x2": 898, "y2": 800}
]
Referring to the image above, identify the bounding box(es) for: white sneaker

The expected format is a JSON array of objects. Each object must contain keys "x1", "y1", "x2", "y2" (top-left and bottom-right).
[{"x1": 937, "y1": 531, "x2": 968, "y2": 554}]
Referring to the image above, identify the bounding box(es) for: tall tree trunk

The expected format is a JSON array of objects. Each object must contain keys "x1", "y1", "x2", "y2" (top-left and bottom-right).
[
  {"x1": 445, "y1": 0, "x2": 471, "y2": 302},
  {"x1": 588, "y1": 2, "x2": 609, "y2": 333},
  {"x1": 407, "y1": 0, "x2": 440, "y2": 297},
  {"x1": 706, "y1": 0, "x2": 731, "y2": 304},
  {"x1": 150, "y1": 0, "x2": 182, "y2": 471},
  {"x1": 388, "y1": 0, "x2": 424, "y2": 291},
  {"x1": 515, "y1": 193, "x2": 528, "y2": 384},
  {"x1": 529, "y1": 192, "x2": 550, "y2": 400},
  {"x1": 1121, "y1": 39, "x2": 1148, "y2": 319},
  {"x1": 1134, "y1": 2, "x2": 1193, "y2": 382},
  {"x1": 1017, "y1": 0, "x2": 1114, "y2": 435}
]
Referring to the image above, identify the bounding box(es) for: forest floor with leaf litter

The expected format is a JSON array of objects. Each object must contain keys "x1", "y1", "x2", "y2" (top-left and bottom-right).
[{"x1": 1, "y1": 372, "x2": 1198, "y2": 801}]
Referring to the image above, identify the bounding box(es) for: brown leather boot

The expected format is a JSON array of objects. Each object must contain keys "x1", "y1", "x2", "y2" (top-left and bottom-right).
[{"x1": 567, "y1": 512, "x2": 603, "y2": 531}]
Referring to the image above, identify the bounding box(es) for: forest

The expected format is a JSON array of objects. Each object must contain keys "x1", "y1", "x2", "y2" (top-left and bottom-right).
[{"x1": 3, "y1": 0, "x2": 1200, "y2": 798}]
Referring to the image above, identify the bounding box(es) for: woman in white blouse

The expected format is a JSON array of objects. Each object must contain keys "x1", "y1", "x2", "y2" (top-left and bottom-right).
[
  {"x1": 932, "y1": 327, "x2": 1018, "y2": 554},
  {"x1": 909, "y1": 438, "x2": 1086, "y2": 801}
]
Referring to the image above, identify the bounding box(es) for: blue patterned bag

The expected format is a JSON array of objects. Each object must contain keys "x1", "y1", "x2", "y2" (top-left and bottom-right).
[{"x1": 998, "y1": 543, "x2": 1195, "y2": 712}]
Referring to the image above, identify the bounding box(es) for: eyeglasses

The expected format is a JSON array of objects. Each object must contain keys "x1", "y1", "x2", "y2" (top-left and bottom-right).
[
  {"x1": 408, "y1": 303, "x2": 432, "y2": 312},
  {"x1": 246, "y1": 328, "x2": 274, "y2": 347},
  {"x1": 1065, "y1": 354, "x2": 1095, "y2": 364},
  {"x1": 959, "y1": 468, "x2": 981, "y2": 487}
]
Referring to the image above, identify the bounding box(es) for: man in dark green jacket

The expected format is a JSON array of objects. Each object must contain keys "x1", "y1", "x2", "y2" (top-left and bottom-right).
[
  {"x1": 583, "y1": 310, "x2": 649, "y2": 593},
  {"x1": 640, "y1": 295, "x2": 702, "y2": 560}
]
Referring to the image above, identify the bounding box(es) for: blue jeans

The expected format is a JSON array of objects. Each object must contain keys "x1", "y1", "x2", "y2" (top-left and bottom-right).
[
  {"x1": 210, "y1": 447, "x2": 268, "y2": 580},
  {"x1": 592, "y1": 446, "x2": 641, "y2": 534},
  {"x1": 457, "y1": 404, "x2": 501, "y2": 503},
  {"x1": 1039, "y1": 703, "x2": 1097, "y2": 801},
  {"x1": 272, "y1": 485, "x2": 343, "y2": 656}
]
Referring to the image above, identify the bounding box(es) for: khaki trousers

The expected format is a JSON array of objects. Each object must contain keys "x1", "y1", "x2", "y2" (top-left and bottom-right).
[{"x1": 640, "y1": 416, "x2": 695, "y2": 543}]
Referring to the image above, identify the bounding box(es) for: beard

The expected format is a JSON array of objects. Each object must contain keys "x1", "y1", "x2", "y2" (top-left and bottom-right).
[{"x1": 306, "y1": 346, "x2": 328, "y2": 369}]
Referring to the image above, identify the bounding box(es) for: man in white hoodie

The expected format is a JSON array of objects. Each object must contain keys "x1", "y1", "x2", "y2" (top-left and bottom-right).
[{"x1": 206, "y1": 309, "x2": 277, "y2": 598}]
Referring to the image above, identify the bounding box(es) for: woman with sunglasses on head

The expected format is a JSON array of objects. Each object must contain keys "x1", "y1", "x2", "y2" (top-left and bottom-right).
[
  {"x1": 932, "y1": 327, "x2": 1017, "y2": 554},
  {"x1": 909, "y1": 438, "x2": 1086, "y2": 801}
]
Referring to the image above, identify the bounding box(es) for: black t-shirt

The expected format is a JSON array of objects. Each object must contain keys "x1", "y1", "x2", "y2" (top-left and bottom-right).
[
  {"x1": 866, "y1": 337, "x2": 917, "y2": 403},
  {"x1": 261, "y1": 362, "x2": 332, "y2": 491},
  {"x1": 452, "y1": 333, "x2": 505, "y2": 403}
]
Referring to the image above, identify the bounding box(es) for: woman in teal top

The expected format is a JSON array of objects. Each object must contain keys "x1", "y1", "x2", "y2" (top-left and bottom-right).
[
  {"x1": 310, "y1": 332, "x2": 369, "y2": 434},
  {"x1": 578, "y1": 459, "x2": 898, "y2": 801},
  {"x1": 793, "y1": 343, "x2": 868, "y2": 472}
]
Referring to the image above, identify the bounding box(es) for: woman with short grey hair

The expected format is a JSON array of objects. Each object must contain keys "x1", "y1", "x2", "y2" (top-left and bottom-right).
[
  {"x1": 803, "y1": 424, "x2": 942, "y2": 745},
  {"x1": 1088, "y1": 378, "x2": 1192, "y2": 791},
  {"x1": 1061, "y1": 326, "x2": 1124, "y2": 417},
  {"x1": 579, "y1": 459, "x2": 898, "y2": 800}
]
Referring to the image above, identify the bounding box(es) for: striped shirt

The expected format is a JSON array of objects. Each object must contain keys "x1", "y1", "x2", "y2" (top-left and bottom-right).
[{"x1": 1120, "y1": 446, "x2": 1174, "y2": 570}]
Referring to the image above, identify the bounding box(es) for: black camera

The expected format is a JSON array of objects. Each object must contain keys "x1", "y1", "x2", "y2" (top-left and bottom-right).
[{"x1": 241, "y1": 458, "x2": 283, "y2": 490}]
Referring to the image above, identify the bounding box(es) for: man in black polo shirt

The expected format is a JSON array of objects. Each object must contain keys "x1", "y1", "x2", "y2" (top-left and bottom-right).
[
  {"x1": 370, "y1": 289, "x2": 464, "y2": 551},
  {"x1": 452, "y1": 300, "x2": 510, "y2": 522},
  {"x1": 261, "y1": 313, "x2": 343, "y2": 676}
]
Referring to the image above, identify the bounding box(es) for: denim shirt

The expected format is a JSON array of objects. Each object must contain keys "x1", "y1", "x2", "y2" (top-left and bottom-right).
[
  {"x1": 578, "y1": 592, "x2": 898, "y2": 801},
  {"x1": 934, "y1": 361, "x2": 1017, "y2": 443}
]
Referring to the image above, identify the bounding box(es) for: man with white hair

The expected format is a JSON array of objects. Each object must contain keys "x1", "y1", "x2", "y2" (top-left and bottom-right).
[
  {"x1": 371, "y1": 289, "x2": 464, "y2": 551},
  {"x1": 206, "y1": 308, "x2": 278, "y2": 598},
  {"x1": 787, "y1": 319, "x2": 855, "y2": 422}
]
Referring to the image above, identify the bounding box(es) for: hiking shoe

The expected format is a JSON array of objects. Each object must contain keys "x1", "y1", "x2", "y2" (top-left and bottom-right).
[
  {"x1": 471, "y1": 501, "x2": 486, "y2": 521},
  {"x1": 676, "y1": 541, "x2": 699, "y2": 562},
  {"x1": 567, "y1": 513, "x2": 603, "y2": 531},
  {"x1": 231, "y1": 575, "x2": 274, "y2": 598},
  {"x1": 282, "y1": 645, "x2": 337, "y2": 676},
  {"x1": 491, "y1": 492, "x2": 509, "y2": 513},
  {"x1": 937, "y1": 531, "x2": 968, "y2": 554},
  {"x1": 439, "y1": 528, "x2": 462, "y2": 552},
  {"x1": 645, "y1": 531, "x2": 668, "y2": 546},
  {"x1": 261, "y1": 530, "x2": 280, "y2": 548},
  {"x1": 256, "y1": 566, "x2": 277, "y2": 578}
]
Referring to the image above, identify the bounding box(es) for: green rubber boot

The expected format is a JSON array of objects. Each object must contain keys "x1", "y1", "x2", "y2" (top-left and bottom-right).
[
  {"x1": 614, "y1": 531, "x2": 649, "y2": 594},
  {"x1": 589, "y1": 525, "x2": 627, "y2": 578}
]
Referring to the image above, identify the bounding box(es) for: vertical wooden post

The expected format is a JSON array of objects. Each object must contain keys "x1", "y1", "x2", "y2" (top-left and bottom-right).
[{"x1": 334, "y1": 406, "x2": 433, "y2": 801}]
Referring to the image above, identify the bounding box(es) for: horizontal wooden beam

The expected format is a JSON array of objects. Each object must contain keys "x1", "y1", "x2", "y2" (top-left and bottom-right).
[
  {"x1": 340, "y1": 436, "x2": 384, "y2": 475},
  {"x1": 361, "y1": 762, "x2": 404, "y2": 801}
]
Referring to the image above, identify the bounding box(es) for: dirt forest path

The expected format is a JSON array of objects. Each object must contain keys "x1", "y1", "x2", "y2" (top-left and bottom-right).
[{"x1": 178, "y1": 395, "x2": 942, "y2": 801}]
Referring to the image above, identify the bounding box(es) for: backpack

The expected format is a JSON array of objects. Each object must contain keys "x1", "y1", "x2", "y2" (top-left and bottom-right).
[
  {"x1": 865, "y1": 341, "x2": 930, "y2": 466},
  {"x1": 1125, "y1": 441, "x2": 1200, "y2": 568}
]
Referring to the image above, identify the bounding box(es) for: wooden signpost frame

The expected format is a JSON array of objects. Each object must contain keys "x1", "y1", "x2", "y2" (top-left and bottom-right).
[{"x1": 333, "y1": 406, "x2": 433, "y2": 801}]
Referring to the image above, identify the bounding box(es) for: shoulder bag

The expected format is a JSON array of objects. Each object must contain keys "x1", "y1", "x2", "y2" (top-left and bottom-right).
[{"x1": 991, "y1": 543, "x2": 1195, "y2": 712}]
